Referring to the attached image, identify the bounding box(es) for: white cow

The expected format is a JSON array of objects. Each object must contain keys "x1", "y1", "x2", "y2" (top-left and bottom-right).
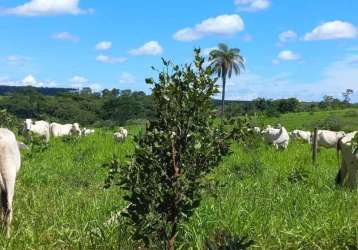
[
  {"x1": 0, "y1": 128, "x2": 21, "y2": 238},
  {"x1": 114, "y1": 127, "x2": 128, "y2": 143},
  {"x1": 315, "y1": 130, "x2": 345, "y2": 148},
  {"x1": 336, "y1": 131, "x2": 358, "y2": 190},
  {"x1": 113, "y1": 132, "x2": 126, "y2": 142},
  {"x1": 253, "y1": 127, "x2": 261, "y2": 134},
  {"x1": 261, "y1": 125, "x2": 290, "y2": 149},
  {"x1": 24, "y1": 119, "x2": 50, "y2": 142},
  {"x1": 50, "y1": 123, "x2": 81, "y2": 137},
  {"x1": 82, "y1": 128, "x2": 95, "y2": 136},
  {"x1": 118, "y1": 127, "x2": 128, "y2": 138},
  {"x1": 290, "y1": 130, "x2": 312, "y2": 144},
  {"x1": 248, "y1": 127, "x2": 261, "y2": 134}
]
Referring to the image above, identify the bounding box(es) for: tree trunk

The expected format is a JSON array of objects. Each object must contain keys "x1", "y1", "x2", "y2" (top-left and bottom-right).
[
  {"x1": 221, "y1": 76, "x2": 226, "y2": 117},
  {"x1": 168, "y1": 221, "x2": 177, "y2": 250}
]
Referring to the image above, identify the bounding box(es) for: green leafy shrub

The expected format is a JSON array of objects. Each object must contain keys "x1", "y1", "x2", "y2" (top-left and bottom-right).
[
  {"x1": 315, "y1": 115, "x2": 344, "y2": 131},
  {"x1": 0, "y1": 109, "x2": 19, "y2": 130},
  {"x1": 344, "y1": 110, "x2": 358, "y2": 118},
  {"x1": 105, "y1": 49, "x2": 230, "y2": 249}
]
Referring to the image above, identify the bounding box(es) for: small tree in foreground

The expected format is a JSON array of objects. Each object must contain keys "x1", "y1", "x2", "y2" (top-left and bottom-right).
[{"x1": 106, "y1": 49, "x2": 230, "y2": 249}]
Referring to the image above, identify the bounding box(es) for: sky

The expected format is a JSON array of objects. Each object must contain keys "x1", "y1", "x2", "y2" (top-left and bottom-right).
[{"x1": 0, "y1": 0, "x2": 358, "y2": 101}]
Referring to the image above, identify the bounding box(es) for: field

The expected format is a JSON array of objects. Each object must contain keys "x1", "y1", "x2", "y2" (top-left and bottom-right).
[{"x1": 1, "y1": 108, "x2": 358, "y2": 249}]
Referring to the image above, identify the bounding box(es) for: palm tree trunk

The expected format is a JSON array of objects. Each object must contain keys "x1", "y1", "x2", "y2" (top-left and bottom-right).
[{"x1": 221, "y1": 76, "x2": 226, "y2": 117}]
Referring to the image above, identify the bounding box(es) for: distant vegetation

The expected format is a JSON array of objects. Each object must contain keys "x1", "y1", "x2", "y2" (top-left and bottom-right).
[
  {"x1": 0, "y1": 85, "x2": 76, "y2": 96},
  {"x1": 0, "y1": 86, "x2": 154, "y2": 126},
  {"x1": 0, "y1": 84, "x2": 354, "y2": 127}
]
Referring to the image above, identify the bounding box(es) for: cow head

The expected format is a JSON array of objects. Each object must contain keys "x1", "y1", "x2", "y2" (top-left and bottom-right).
[
  {"x1": 71, "y1": 123, "x2": 81, "y2": 136},
  {"x1": 24, "y1": 119, "x2": 33, "y2": 130}
]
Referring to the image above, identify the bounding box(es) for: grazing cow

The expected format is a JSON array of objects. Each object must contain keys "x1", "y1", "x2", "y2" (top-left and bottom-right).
[
  {"x1": 118, "y1": 127, "x2": 128, "y2": 138},
  {"x1": 114, "y1": 127, "x2": 128, "y2": 143},
  {"x1": 335, "y1": 132, "x2": 358, "y2": 190},
  {"x1": 113, "y1": 132, "x2": 126, "y2": 142},
  {"x1": 82, "y1": 128, "x2": 95, "y2": 136},
  {"x1": 50, "y1": 123, "x2": 81, "y2": 137},
  {"x1": 24, "y1": 119, "x2": 50, "y2": 142},
  {"x1": 253, "y1": 127, "x2": 261, "y2": 134},
  {"x1": 247, "y1": 126, "x2": 261, "y2": 135},
  {"x1": 0, "y1": 128, "x2": 21, "y2": 238},
  {"x1": 315, "y1": 130, "x2": 345, "y2": 148},
  {"x1": 290, "y1": 130, "x2": 312, "y2": 144},
  {"x1": 261, "y1": 125, "x2": 290, "y2": 150}
]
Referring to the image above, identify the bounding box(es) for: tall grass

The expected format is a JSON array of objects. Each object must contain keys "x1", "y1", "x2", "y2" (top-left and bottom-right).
[{"x1": 1, "y1": 109, "x2": 358, "y2": 249}]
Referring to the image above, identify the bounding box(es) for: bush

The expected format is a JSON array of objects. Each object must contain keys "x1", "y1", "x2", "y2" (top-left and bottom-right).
[
  {"x1": 315, "y1": 115, "x2": 344, "y2": 131},
  {"x1": 105, "y1": 49, "x2": 230, "y2": 249},
  {"x1": 344, "y1": 110, "x2": 358, "y2": 117}
]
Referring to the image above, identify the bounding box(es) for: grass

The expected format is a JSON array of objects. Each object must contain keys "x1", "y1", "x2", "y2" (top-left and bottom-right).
[
  {"x1": 1, "y1": 109, "x2": 358, "y2": 249},
  {"x1": 263, "y1": 108, "x2": 358, "y2": 131}
]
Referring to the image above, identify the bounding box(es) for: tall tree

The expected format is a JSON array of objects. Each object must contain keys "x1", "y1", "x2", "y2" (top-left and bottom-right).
[{"x1": 209, "y1": 43, "x2": 245, "y2": 117}]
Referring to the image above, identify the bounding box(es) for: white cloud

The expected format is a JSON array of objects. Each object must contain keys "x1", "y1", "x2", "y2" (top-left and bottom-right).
[
  {"x1": 119, "y1": 72, "x2": 136, "y2": 84},
  {"x1": 278, "y1": 30, "x2": 297, "y2": 43},
  {"x1": 21, "y1": 74, "x2": 57, "y2": 87},
  {"x1": 95, "y1": 41, "x2": 112, "y2": 51},
  {"x1": 52, "y1": 32, "x2": 79, "y2": 42},
  {"x1": 235, "y1": 0, "x2": 271, "y2": 12},
  {"x1": 304, "y1": 20, "x2": 358, "y2": 41},
  {"x1": 2, "y1": 0, "x2": 93, "y2": 16},
  {"x1": 96, "y1": 54, "x2": 127, "y2": 64},
  {"x1": 5, "y1": 55, "x2": 29, "y2": 65},
  {"x1": 69, "y1": 75, "x2": 88, "y2": 83},
  {"x1": 90, "y1": 84, "x2": 102, "y2": 92},
  {"x1": 173, "y1": 14, "x2": 244, "y2": 41},
  {"x1": 276, "y1": 50, "x2": 300, "y2": 61},
  {"x1": 129, "y1": 41, "x2": 163, "y2": 56}
]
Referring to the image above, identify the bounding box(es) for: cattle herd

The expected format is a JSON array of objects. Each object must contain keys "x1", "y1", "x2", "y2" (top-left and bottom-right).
[
  {"x1": 255, "y1": 124, "x2": 358, "y2": 190},
  {"x1": 0, "y1": 119, "x2": 357, "y2": 238},
  {"x1": 0, "y1": 119, "x2": 128, "y2": 238}
]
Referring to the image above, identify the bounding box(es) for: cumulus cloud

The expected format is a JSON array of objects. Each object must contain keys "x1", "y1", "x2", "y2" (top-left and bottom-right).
[
  {"x1": 21, "y1": 75, "x2": 57, "y2": 87},
  {"x1": 278, "y1": 30, "x2": 297, "y2": 43},
  {"x1": 5, "y1": 55, "x2": 29, "y2": 66},
  {"x1": 119, "y1": 72, "x2": 136, "y2": 84},
  {"x1": 2, "y1": 0, "x2": 93, "y2": 16},
  {"x1": 69, "y1": 75, "x2": 88, "y2": 83},
  {"x1": 129, "y1": 41, "x2": 163, "y2": 56},
  {"x1": 304, "y1": 20, "x2": 358, "y2": 41},
  {"x1": 235, "y1": 0, "x2": 271, "y2": 12},
  {"x1": 89, "y1": 84, "x2": 102, "y2": 92},
  {"x1": 95, "y1": 41, "x2": 112, "y2": 51},
  {"x1": 52, "y1": 32, "x2": 79, "y2": 42},
  {"x1": 274, "y1": 50, "x2": 300, "y2": 63},
  {"x1": 173, "y1": 14, "x2": 244, "y2": 41},
  {"x1": 96, "y1": 54, "x2": 127, "y2": 64}
]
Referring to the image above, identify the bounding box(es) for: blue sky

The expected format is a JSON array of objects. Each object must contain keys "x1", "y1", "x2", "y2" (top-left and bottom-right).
[{"x1": 1, "y1": 0, "x2": 358, "y2": 101}]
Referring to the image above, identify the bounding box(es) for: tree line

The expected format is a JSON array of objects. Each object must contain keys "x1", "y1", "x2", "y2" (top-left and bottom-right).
[
  {"x1": 0, "y1": 85, "x2": 354, "y2": 127},
  {"x1": 0, "y1": 86, "x2": 154, "y2": 126}
]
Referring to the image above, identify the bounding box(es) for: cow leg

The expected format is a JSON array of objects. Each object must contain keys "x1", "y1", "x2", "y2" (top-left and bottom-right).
[
  {"x1": 2, "y1": 181, "x2": 14, "y2": 238},
  {"x1": 0, "y1": 189, "x2": 5, "y2": 221},
  {"x1": 336, "y1": 160, "x2": 348, "y2": 186},
  {"x1": 348, "y1": 162, "x2": 357, "y2": 190}
]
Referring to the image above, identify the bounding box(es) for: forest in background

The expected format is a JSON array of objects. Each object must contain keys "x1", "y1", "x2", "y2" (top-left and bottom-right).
[{"x1": 0, "y1": 85, "x2": 355, "y2": 126}]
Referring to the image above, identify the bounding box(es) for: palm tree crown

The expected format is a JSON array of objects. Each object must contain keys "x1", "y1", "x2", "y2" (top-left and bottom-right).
[{"x1": 209, "y1": 43, "x2": 245, "y2": 117}]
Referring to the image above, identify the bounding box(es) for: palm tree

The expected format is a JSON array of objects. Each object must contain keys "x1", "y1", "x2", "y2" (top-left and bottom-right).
[{"x1": 209, "y1": 43, "x2": 245, "y2": 117}]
